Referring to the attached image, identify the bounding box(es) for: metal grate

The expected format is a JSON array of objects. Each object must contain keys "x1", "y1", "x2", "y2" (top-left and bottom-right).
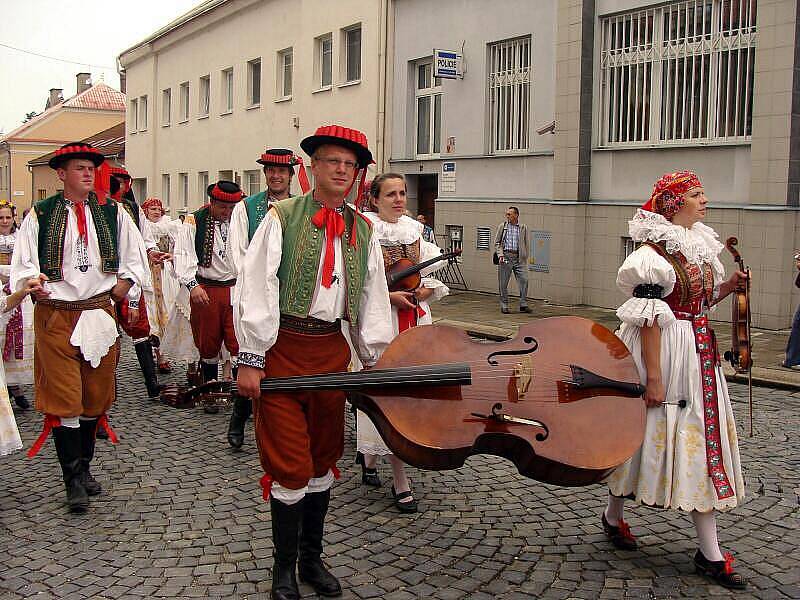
[
  {"x1": 476, "y1": 227, "x2": 492, "y2": 250},
  {"x1": 600, "y1": 0, "x2": 757, "y2": 146},
  {"x1": 488, "y1": 35, "x2": 531, "y2": 153}
]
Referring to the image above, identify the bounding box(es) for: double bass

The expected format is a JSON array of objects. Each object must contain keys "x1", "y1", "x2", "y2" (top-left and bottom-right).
[{"x1": 187, "y1": 316, "x2": 647, "y2": 486}]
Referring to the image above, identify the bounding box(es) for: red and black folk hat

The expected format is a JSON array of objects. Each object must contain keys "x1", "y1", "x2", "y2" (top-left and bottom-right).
[
  {"x1": 300, "y1": 125, "x2": 373, "y2": 168},
  {"x1": 257, "y1": 148, "x2": 301, "y2": 169},
  {"x1": 110, "y1": 166, "x2": 132, "y2": 180},
  {"x1": 48, "y1": 142, "x2": 105, "y2": 170},
  {"x1": 206, "y1": 180, "x2": 244, "y2": 203}
]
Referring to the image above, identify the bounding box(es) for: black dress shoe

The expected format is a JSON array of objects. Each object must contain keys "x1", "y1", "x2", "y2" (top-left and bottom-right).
[
  {"x1": 391, "y1": 485, "x2": 418, "y2": 514},
  {"x1": 694, "y1": 550, "x2": 747, "y2": 590},
  {"x1": 13, "y1": 394, "x2": 30, "y2": 410},
  {"x1": 602, "y1": 512, "x2": 637, "y2": 550},
  {"x1": 355, "y1": 452, "x2": 381, "y2": 487},
  {"x1": 520, "y1": 306, "x2": 532, "y2": 313}
]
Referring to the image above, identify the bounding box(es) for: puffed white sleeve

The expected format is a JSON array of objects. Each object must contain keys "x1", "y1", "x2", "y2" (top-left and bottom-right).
[
  {"x1": 10, "y1": 211, "x2": 40, "y2": 292},
  {"x1": 418, "y1": 238, "x2": 449, "y2": 303},
  {"x1": 173, "y1": 222, "x2": 200, "y2": 289},
  {"x1": 228, "y1": 201, "x2": 249, "y2": 277},
  {"x1": 616, "y1": 245, "x2": 677, "y2": 328},
  {"x1": 117, "y1": 207, "x2": 153, "y2": 304},
  {"x1": 236, "y1": 210, "x2": 283, "y2": 370},
  {"x1": 349, "y1": 230, "x2": 393, "y2": 367}
]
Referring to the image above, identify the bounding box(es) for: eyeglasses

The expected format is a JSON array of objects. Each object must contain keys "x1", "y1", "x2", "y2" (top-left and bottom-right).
[{"x1": 316, "y1": 157, "x2": 358, "y2": 171}]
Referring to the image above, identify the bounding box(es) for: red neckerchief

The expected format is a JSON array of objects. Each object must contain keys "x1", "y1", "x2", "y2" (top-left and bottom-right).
[{"x1": 311, "y1": 205, "x2": 345, "y2": 288}]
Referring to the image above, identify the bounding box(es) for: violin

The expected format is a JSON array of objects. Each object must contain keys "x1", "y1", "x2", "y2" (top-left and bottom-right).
[
  {"x1": 386, "y1": 249, "x2": 462, "y2": 292},
  {"x1": 180, "y1": 317, "x2": 646, "y2": 486},
  {"x1": 723, "y1": 237, "x2": 752, "y2": 372}
]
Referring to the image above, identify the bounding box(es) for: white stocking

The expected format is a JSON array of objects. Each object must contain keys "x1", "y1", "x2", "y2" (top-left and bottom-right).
[
  {"x1": 604, "y1": 493, "x2": 626, "y2": 526},
  {"x1": 691, "y1": 510, "x2": 723, "y2": 561}
]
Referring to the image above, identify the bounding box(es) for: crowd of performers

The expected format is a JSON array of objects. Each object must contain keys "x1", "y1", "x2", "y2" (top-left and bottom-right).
[{"x1": 0, "y1": 124, "x2": 751, "y2": 596}]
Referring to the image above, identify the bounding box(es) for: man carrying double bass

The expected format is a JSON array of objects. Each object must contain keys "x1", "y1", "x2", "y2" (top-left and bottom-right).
[{"x1": 237, "y1": 125, "x2": 393, "y2": 600}]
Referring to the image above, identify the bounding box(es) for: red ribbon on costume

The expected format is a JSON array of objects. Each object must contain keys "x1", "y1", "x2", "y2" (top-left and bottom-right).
[
  {"x1": 2, "y1": 282, "x2": 23, "y2": 361},
  {"x1": 73, "y1": 200, "x2": 88, "y2": 243},
  {"x1": 94, "y1": 160, "x2": 112, "y2": 206},
  {"x1": 397, "y1": 304, "x2": 427, "y2": 333},
  {"x1": 722, "y1": 552, "x2": 735, "y2": 575},
  {"x1": 311, "y1": 207, "x2": 345, "y2": 288},
  {"x1": 96, "y1": 414, "x2": 119, "y2": 444},
  {"x1": 295, "y1": 156, "x2": 311, "y2": 194},
  {"x1": 331, "y1": 465, "x2": 341, "y2": 480},
  {"x1": 260, "y1": 474, "x2": 273, "y2": 501},
  {"x1": 27, "y1": 414, "x2": 61, "y2": 457}
]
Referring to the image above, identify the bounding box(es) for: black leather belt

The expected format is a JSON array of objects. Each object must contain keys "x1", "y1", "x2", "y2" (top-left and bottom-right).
[
  {"x1": 197, "y1": 275, "x2": 236, "y2": 287},
  {"x1": 279, "y1": 314, "x2": 340, "y2": 335}
]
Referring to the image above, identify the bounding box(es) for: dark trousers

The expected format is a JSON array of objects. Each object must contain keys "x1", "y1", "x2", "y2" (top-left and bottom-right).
[{"x1": 786, "y1": 302, "x2": 800, "y2": 366}]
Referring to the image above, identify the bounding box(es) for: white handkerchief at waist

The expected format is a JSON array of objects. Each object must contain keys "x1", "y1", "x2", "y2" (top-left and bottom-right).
[{"x1": 70, "y1": 308, "x2": 118, "y2": 368}]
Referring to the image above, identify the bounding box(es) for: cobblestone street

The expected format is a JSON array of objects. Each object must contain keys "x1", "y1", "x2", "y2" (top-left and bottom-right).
[{"x1": 1, "y1": 337, "x2": 798, "y2": 600}]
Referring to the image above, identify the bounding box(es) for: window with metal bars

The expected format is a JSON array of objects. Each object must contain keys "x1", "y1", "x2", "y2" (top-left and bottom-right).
[
  {"x1": 599, "y1": 0, "x2": 756, "y2": 146},
  {"x1": 487, "y1": 35, "x2": 532, "y2": 153}
]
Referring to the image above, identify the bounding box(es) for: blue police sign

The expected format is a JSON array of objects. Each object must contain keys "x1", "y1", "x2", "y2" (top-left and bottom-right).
[{"x1": 434, "y1": 49, "x2": 463, "y2": 79}]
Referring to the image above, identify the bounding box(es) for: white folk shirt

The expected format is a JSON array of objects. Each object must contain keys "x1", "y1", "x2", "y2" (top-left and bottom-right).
[
  {"x1": 236, "y1": 207, "x2": 393, "y2": 367},
  {"x1": 11, "y1": 197, "x2": 151, "y2": 302},
  {"x1": 173, "y1": 218, "x2": 237, "y2": 286},
  {"x1": 229, "y1": 200, "x2": 253, "y2": 277}
]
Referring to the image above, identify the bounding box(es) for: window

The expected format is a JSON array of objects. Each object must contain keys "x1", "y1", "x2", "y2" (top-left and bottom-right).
[
  {"x1": 138, "y1": 95, "x2": 148, "y2": 131},
  {"x1": 162, "y1": 174, "x2": 171, "y2": 210},
  {"x1": 476, "y1": 227, "x2": 492, "y2": 251},
  {"x1": 198, "y1": 171, "x2": 209, "y2": 200},
  {"x1": 37, "y1": 189, "x2": 47, "y2": 201},
  {"x1": 130, "y1": 98, "x2": 138, "y2": 132},
  {"x1": 599, "y1": 0, "x2": 757, "y2": 146},
  {"x1": 179, "y1": 82, "x2": 190, "y2": 121},
  {"x1": 132, "y1": 178, "x2": 147, "y2": 204},
  {"x1": 315, "y1": 34, "x2": 333, "y2": 89},
  {"x1": 161, "y1": 88, "x2": 171, "y2": 126},
  {"x1": 488, "y1": 36, "x2": 531, "y2": 153},
  {"x1": 246, "y1": 58, "x2": 261, "y2": 106},
  {"x1": 415, "y1": 59, "x2": 442, "y2": 156},
  {"x1": 179, "y1": 173, "x2": 188, "y2": 208},
  {"x1": 199, "y1": 75, "x2": 210, "y2": 116},
  {"x1": 277, "y1": 49, "x2": 293, "y2": 98},
  {"x1": 218, "y1": 169, "x2": 233, "y2": 182},
  {"x1": 222, "y1": 68, "x2": 234, "y2": 113},
  {"x1": 342, "y1": 25, "x2": 361, "y2": 82},
  {"x1": 244, "y1": 170, "x2": 260, "y2": 196}
]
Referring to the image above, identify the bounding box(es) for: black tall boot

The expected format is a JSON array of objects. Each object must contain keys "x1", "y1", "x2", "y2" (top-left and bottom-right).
[
  {"x1": 270, "y1": 496, "x2": 302, "y2": 600},
  {"x1": 201, "y1": 361, "x2": 220, "y2": 413},
  {"x1": 52, "y1": 426, "x2": 89, "y2": 513},
  {"x1": 298, "y1": 489, "x2": 342, "y2": 597},
  {"x1": 134, "y1": 340, "x2": 162, "y2": 399},
  {"x1": 227, "y1": 396, "x2": 252, "y2": 449},
  {"x1": 78, "y1": 418, "x2": 102, "y2": 496}
]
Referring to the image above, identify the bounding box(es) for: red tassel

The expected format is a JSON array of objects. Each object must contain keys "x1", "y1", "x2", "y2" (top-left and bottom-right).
[
  {"x1": 27, "y1": 414, "x2": 61, "y2": 458},
  {"x1": 96, "y1": 414, "x2": 118, "y2": 444},
  {"x1": 94, "y1": 161, "x2": 111, "y2": 203},
  {"x1": 295, "y1": 156, "x2": 311, "y2": 194},
  {"x1": 260, "y1": 474, "x2": 273, "y2": 501},
  {"x1": 331, "y1": 465, "x2": 341, "y2": 480},
  {"x1": 722, "y1": 552, "x2": 735, "y2": 575}
]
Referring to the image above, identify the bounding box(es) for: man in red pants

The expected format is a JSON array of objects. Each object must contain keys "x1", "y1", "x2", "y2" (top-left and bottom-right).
[
  {"x1": 237, "y1": 126, "x2": 393, "y2": 600},
  {"x1": 174, "y1": 180, "x2": 243, "y2": 414}
]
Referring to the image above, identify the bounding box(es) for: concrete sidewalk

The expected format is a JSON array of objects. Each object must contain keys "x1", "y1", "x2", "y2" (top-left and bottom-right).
[{"x1": 432, "y1": 290, "x2": 800, "y2": 390}]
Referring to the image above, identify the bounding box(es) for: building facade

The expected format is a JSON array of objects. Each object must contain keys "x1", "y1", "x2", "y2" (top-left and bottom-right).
[
  {"x1": 390, "y1": 0, "x2": 800, "y2": 329},
  {"x1": 118, "y1": 0, "x2": 391, "y2": 213},
  {"x1": 0, "y1": 75, "x2": 125, "y2": 211}
]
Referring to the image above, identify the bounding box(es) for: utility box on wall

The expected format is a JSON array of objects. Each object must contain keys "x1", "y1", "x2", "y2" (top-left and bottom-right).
[{"x1": 529, "y1": 230, "x2": 551, "y2": 272}]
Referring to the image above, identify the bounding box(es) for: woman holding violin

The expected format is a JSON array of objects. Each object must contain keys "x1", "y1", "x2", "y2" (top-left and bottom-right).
[
  {"x1": 603, "y1": 171, "x2": 748, "y2": 589},
  {"x1": 355, "y1": 173, "x2": 449, "y2": 513}
]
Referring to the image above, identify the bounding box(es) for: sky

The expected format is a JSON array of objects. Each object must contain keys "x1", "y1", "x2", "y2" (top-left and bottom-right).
[{"x1": 0, "y1": 0, "x2": 201, "y2": 133}]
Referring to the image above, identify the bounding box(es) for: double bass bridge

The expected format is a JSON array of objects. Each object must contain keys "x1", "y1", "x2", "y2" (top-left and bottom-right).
[{"x1": 486, "y1": 336, "x2": 538, "y2": 402}]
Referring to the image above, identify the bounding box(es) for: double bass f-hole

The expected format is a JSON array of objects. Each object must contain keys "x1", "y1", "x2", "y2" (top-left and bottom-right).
[
  {"x1": 486, "y1": 336, "x2": 538, "y2": 365},
  {"x1": 471, "y1": 402, "x2": 550, "y2": 441}
]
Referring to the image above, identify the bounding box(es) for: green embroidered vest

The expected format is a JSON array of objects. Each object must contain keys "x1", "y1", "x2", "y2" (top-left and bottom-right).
[
  {"x1": 273, "y1": 191, "x2": 372, "y2": 324},
  {"x1": 35, "y1": 192, "x2": 119, "y2": 281},
  {"x1": 193, "y1": 206, "x2": 215, "y2": 268},
  {"x1": 244, "y1": 191, "x2": 269, "y2": 242},
  {"x1": 119, "y1": 197, "x2": 140, "y2": 229}
]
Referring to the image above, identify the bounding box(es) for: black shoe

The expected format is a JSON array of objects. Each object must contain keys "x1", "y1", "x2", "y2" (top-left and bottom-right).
[
  {"x1": 9, "y1": 388, "x2": 29, "y2": 410},
  {"x1": 520, "y1": 306, "x2": 532, "y2": 313},
  {"x1": 298, "y1": 490, "x2": 342, "y2": 597},
  {"x1": 694, "y1": 550, "x2": 747, "y2": 590},
  {"x1": 78, "y1": 418, "x2": 102, "y2": 496},
  {"x1": 270, "y1": 497, "x2": 301, "y2": 600},
  {"x1": 391, "y1": 485, "x2": 418, "y2": 514},
  {"x1": 602, "y1": 512, "x2": 637, "y2": 550},
  {"x1": 501, "y1": 308, "x2": 510, "y2": 314},
  {"x1": 134, "y1": 340, "x2": 163, "y2": 399},
  {"x1": 355, "y1": 452, "x2": 381, "y2": 487},
  {"x1": 52, "y1": 426, "x2": 89, "y2": 513},
  {"x1": 227, "y1": 396, "x2": 252, "y2": 449}
]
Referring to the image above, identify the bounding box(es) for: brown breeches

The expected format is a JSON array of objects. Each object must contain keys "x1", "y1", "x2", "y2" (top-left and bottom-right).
[
  {"x1": 253, "y1": 327, "x2": 351, "y2": 490},
  {"x1": 189, "y1": 284, "x2": 238, "y2": 359},
  {"x1": 33, "y1": 303, "x2": 119, "y2": 418}
]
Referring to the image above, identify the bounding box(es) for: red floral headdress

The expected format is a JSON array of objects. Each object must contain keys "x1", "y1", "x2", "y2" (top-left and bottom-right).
[{"x1": 642, "y1": 170, "x2": 702, "y2": 220}]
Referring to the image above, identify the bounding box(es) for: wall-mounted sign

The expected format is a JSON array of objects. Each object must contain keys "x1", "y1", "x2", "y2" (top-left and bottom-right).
[
  {"x1": 440, "y1": 161, "x2": 456, "y2": 193},
  {"x1": 434, "y1": 49, "x2": 463, "y2": 79}
]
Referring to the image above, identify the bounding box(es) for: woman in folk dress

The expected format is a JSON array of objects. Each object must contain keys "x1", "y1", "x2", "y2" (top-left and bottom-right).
[
  {"x1": 603, "y1": 171, "x2": 748, "y2": 590},
  {"x1": 354, "y1": 173, "x2": 449, "y2": 513},
  {"x1": 0, "y1": 200, "x2": 33, "y2": 409}
]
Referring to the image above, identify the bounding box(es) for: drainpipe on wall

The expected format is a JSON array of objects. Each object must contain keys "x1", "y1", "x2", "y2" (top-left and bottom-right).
[{"x1": 376, "y1": 0, "x2": 392, "y2": 171}]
